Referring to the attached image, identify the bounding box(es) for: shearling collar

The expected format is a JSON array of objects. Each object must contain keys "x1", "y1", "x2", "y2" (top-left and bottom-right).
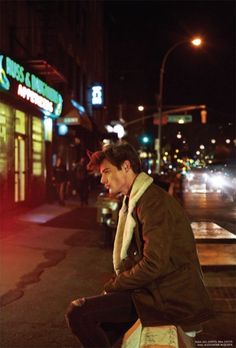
[{"x1": 113, "y1": 172, "x2": 153, "y2": 274}]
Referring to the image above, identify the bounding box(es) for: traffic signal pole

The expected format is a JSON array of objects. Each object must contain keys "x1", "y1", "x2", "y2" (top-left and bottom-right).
[
  {"x1": 124, "y1": 104, "x2": 207, "y2": 173},
  {"x1": 124, "y1": 104, "x2": 207, "y2": 126}
]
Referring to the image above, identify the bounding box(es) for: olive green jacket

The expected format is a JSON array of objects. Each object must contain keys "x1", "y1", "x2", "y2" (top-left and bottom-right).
[{"x1": 104, "y1": 181, "x2": 214, "y2": 330}]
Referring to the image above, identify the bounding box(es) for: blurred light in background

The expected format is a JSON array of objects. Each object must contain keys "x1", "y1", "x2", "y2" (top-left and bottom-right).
[
  {"x1": 58, "y1": 124, "x2": 68, "y2": 135},
  {"x1": 43, "y1": 117, "x2": 53, "y2": 142},
  {"x1": 141, "y1": 135, "x2": 150, "y2": 144},
  {"x1": 138, "y1": 105, "x2": 144, "y2": 111},
  {"x1": 113, "y1": 124, "x2": 125, "y2": 139},
  {"x1": 177, "y1": 132, "x2": 182, "y2": 139},
  {"x1": 191, "y1": 37, "x2": 202, "y2": 46},
  {"x1": 105, "y1": 122, "x2": 126, "y2": 139}
]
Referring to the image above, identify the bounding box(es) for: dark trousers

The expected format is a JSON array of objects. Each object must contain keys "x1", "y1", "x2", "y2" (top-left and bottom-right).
[{"x1": 65, "y1": 291, "x2": 138, "y2": 348}]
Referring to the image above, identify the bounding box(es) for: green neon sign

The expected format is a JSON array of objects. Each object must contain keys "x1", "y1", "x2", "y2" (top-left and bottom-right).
[{"x1": 0, "y1": 54, "x2": 63, "y2": 117}]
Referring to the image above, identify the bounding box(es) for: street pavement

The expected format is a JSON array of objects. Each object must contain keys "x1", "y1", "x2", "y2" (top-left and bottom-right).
[{"x1": 0, "y1": 189, "x2": 235, "y2": 348}]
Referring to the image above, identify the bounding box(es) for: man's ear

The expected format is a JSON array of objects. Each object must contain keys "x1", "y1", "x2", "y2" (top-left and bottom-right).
[{"x1": 122, "y1": 160, "x2": 131, "y2": 172}]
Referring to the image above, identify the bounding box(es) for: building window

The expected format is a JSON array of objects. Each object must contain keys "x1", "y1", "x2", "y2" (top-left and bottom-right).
[{"x1": 0, "y1": 102, "x2": 11, "y2": 177}]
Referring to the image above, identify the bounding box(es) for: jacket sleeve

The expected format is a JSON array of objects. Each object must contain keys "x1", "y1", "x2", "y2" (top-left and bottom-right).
[{"x1": 104, "y1": 191, "x2": 175, "y2": 292}]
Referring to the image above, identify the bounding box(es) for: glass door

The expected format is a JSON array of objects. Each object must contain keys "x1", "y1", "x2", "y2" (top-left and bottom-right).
[
  {"x1": 14, "y1": 110, "x2": 27, "y2": 203},
  {"x1": 14, "y1": 135, "x2": 26, "y2": 202}
]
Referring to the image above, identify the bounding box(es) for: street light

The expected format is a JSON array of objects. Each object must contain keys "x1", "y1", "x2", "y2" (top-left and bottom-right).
[
  {"x1": 138, "y1": 105, "x2": 144, "y2": 111},
  {"x1": 157, "y1": 36, "x2": 203, "y2": 174}
]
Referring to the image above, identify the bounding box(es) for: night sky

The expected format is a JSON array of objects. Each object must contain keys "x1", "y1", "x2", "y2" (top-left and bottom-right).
[{"x1": 105, "y1": 1, "x2": 235, "y2": 124}]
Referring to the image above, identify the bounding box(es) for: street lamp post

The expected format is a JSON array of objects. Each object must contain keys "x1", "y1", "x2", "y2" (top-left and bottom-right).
[{"x1": 157, "y1": 37, "x2": 202, "y2": 174}]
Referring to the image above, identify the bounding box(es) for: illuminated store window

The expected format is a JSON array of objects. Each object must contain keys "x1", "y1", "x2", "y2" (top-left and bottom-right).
[
  {"x1": 14, "y1": 135, "x2": 26, "y2": 202},
  {"x1": 14, "y1": 110, "x2": 27, "y2": 202},
  {"x1": 0, "y1": 102, "x2": 11, "y2": 177},
  {"x1": 15, "y1": 110, "x2": 26, "y2": 134},
  {"x1": 44, "y1": 117, "x2": 53, "y2": 142},
  {"x1": 32, "y1": 117, "x2": 43, "y2": 176}
]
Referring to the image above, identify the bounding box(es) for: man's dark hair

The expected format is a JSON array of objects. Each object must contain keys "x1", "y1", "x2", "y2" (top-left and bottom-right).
[{"x1": 87, "y1": 142, "x2": 141, "y2": 174}]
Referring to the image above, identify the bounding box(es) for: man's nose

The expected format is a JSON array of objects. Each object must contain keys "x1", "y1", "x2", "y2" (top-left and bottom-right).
[{"x1": 100, "y1": 175, "x2": 106, "y2": 185}]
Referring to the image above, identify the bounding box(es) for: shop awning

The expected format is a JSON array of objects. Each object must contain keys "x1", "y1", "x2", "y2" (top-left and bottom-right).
[
  {"x1": 27, "y1": 59, "x2": 67, "y2": 84},
  {"x1": 57, "y1": 107, "x2": 93, "y2": 131}
]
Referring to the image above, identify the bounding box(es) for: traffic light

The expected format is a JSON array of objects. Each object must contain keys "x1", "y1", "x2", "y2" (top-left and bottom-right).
[
  {"x1": 141, "y1": 135, "x2": 150, "y2": 144},
  {"x1": 139, "y1": 134, "x2": 154, "y2": 149},
  {"x1": 201, "y1": 109, "x2": 207, "y2": 124}
]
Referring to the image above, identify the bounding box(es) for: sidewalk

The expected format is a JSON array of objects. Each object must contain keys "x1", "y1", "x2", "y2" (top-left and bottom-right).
[
  {"x1": 0, "y1": 190, "x2": 235, "y2": 347},
  {"x1": 0, "y1": 189, "x2": 99, "y2": 300},
  {"x1": 0, "y1": 185, "x2": 100, "y2": 237},
  {"x1": 0, "y1": 193, "x2": 111, "y2": 348}
]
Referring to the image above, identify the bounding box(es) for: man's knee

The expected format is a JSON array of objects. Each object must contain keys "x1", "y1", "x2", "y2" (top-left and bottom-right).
[{"x1": 65, "y1": 298, "x2": 86, "y2": 333}]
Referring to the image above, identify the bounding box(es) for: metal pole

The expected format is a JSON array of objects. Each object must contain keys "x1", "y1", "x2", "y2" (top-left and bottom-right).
[
  {"x1": 157, "y1": 40, "x2": 187, "y2": 175},
  {"x1": 157, "y1": 65, "x2": 164, "y2": 174}
]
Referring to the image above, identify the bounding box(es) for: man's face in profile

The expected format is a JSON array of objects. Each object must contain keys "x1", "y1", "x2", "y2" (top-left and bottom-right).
[{"x1": 100, "y1": 159, "x2": 130, "y2": 195}]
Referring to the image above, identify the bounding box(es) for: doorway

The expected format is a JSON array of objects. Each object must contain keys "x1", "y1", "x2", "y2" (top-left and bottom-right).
[{"x1": 14, "y1": 135, "x2": 26, "y2": 202}]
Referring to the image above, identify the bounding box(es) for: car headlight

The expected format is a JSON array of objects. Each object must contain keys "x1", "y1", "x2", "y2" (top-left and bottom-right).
[
  {"x1": 203, "y1": 173, "x2": 209, "y2": 182},
  {"x1": 210, "y1": 174, "x2": 225, "y2": 188}
]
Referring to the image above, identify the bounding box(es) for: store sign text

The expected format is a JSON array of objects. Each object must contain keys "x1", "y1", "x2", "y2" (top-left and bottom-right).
[
  {"x1": 17, "y1": 84, "x2": 53, "y2": 113},
  {"x1": 0, "y1": 54, "x2": 63, "y2": 117},
  {"x1": 91, "y1": 84, "x2": 103, "y2": 106}
]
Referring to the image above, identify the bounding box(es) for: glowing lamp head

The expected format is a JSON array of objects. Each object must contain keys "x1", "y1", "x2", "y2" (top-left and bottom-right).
[
  {"x1": 138, "y1": 105, "x2": 144, "y2": 111},
  {"x1": 191, "y1": 37, "x2": 202, "y2": 46}
]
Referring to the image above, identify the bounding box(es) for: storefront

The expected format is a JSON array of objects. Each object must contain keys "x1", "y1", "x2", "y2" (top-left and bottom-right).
[{"x1": 0, "y1": 53, "x2": 63, "y2": 212}]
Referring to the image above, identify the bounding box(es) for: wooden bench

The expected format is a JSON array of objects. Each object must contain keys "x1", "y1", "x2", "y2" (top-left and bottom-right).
[
  {"x1": 191, "y1": 222, "x2": 236, "y2": 268},
  {"x1": 121, "y1": 319, "x2": 195, "y2": 348},
  {"x1": 191, "y1": 222, "x2": 236, "y2": 243}
]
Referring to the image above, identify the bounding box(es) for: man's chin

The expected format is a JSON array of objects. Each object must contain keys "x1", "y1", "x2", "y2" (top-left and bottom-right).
[{"x1": 109, "y1": 188, "x2": 119, "y2": 196}]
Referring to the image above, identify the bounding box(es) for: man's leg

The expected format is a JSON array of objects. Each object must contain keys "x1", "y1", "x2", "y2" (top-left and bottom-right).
[{"x1": 65, "y1": 291, "x2": 138, "y2": 348}]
